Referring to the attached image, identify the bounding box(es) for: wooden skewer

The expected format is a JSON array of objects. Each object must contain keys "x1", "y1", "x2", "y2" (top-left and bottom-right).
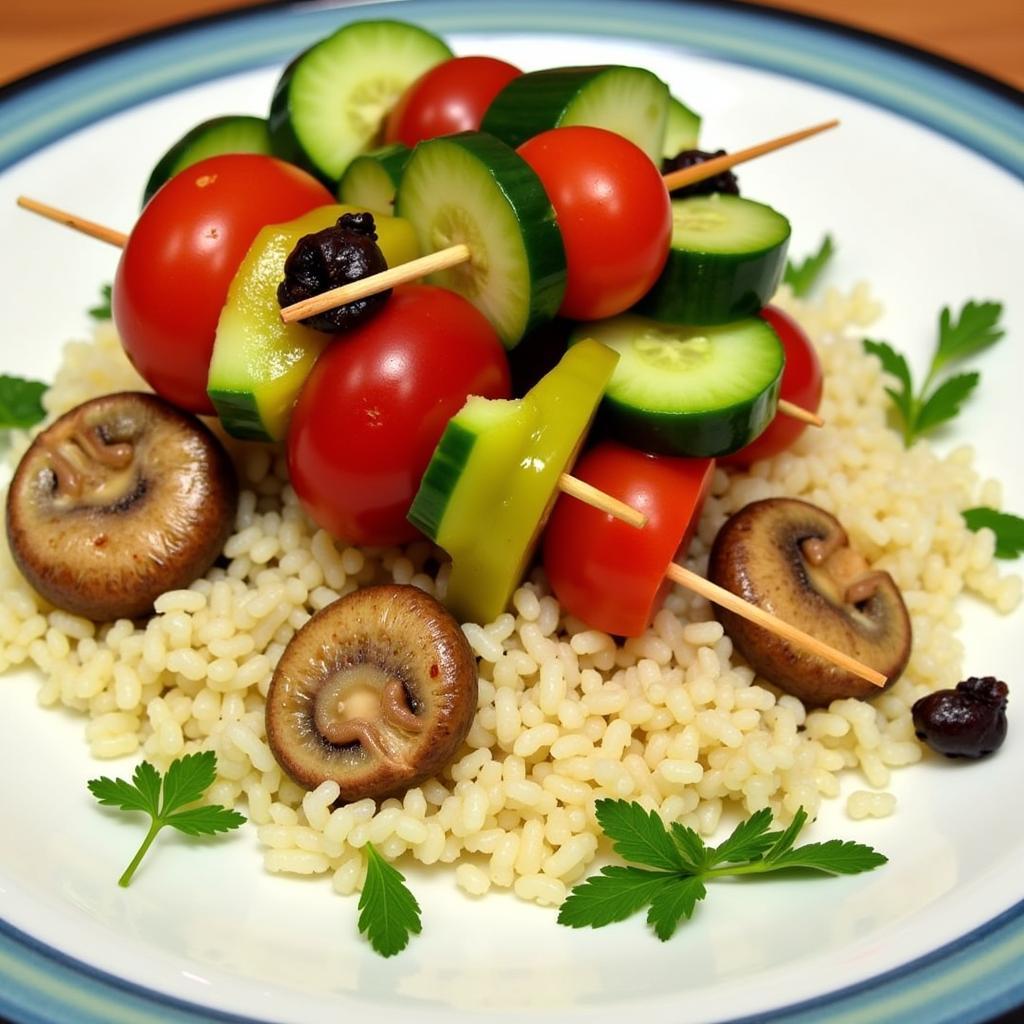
[
  {"x1": 281, "y1": 244, "x2": 471, "y2": 324},
  {"x1": 777, "y1": 399, "x2": 824, "y2": 427},
  {"x1": 665, "y1": 562, "x2": 886, "y2": 687},
  {"x1": 16, "y1": 195, "x2": 128, "y2": 248},
  {"x1": 558, "y1": 473, "x2": 646, "y2": 529},
  {"x1": 279, "y1": 120, "x2": 840, "y2": 325},
  {"x1": 660, "y1": 119, "x2": 840, "y2": 192},
  {"x1": 12, "y1": 198, "x2": 647, "y2": 530}
]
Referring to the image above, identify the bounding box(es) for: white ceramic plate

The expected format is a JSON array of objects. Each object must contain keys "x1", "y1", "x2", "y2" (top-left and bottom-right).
[{"x1": 1, "y1": 3, "x2": 1022, "y2": 1022}]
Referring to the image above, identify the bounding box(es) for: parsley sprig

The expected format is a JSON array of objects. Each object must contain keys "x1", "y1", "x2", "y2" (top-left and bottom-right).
[
  {"x1": 359, "y1": 843, "x2": 423, "y2": 957},
  {"x1": 88, "y1": 282, "x2": 113, "y2": 320},
  {"x1": 864, "y1": 300, "x2": 1005, "y2": 446},
  {"x1": 88, "y1": 751, "x2": 245, "y2": 887},
  {"x1": 963, "y1": 507, "x2": 1024, "y2": 559},
  {"x1": 0, "y1": 375, "x2": 48, "y2": 429},
  {"x1": 558, "y1": 800, "x2": 886, "y2": 940},
  {"x1": 783, "y1": 233, "x2": 834, "y2": 297}
]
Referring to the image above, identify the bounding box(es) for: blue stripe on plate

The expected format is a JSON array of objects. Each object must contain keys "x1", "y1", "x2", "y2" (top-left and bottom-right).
[{"x1": 0, "y1": 2, "x2": 1022, "y2": 1022}]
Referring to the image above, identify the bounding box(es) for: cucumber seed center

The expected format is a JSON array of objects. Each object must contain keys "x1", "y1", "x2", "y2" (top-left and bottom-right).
[
  {"x1": 634, "y1": 328, "x2": 711, "y2": 371},
  {"x1": 430, "y1": 204, "x2": 488, "y2": 298},
  {"x1": 346, "y1": 76, "x2": 405, "y2": 138}
]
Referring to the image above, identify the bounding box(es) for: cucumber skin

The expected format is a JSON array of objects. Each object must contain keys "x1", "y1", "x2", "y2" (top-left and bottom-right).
[
  {"x1": 268, "y1": 21, "x2": 451, "y2": 184},
  {"x1": 337, "y1": 143, "x2": 411, "y2": 207},
  {"x1": 396, "y1": 131, "x2": 566, "y2": 346},
  {"x1": 481, "y1": 66, "x2": 666, "y2": 154},
  {"x1": 207, "y1": 388, "x2": 270, "y2": 441},
  {"x1": 637, "y1": 241, "x2": 789, "y2": 325},
  {"x1": 407, "y1": 419, "x2": 477, "y2": 540},
  {"x1": 602, "y1": 373, "x2": 782, "y2": 457},
  {"x1": 144, "y1": 115, "x2": 271, "y2": 206}
]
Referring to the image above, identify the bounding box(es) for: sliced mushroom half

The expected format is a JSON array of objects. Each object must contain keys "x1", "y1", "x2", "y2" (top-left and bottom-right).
[
  {"x1": 6, "y1": 391, "x2": 237, "y2": 621},
  {"x1": 707, "y1": 498, "x2": 911, "y2": 706},
  {"x1": 266, "y1": 584, "x2": 478, "y2": 802}
]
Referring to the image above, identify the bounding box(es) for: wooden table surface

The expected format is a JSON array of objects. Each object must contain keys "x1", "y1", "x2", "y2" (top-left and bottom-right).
[{"x1": 1, "y1": 0, "x2": 1022, "y2": 90}]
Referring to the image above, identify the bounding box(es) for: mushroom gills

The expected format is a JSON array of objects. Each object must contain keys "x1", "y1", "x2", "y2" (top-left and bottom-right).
[
  {"x1": 266, "y1": 584, "x2": 477, "y2": 802},
  {"x1": 707, "y1": 498, "x2": 912, "y2": 706},
  {"x1": 5, "y1": 391, "x2": 238, "y2": 621}
]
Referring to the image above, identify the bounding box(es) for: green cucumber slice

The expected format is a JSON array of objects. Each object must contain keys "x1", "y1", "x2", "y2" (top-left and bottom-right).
[
  {"x1": 637, "y1": 194, "x2": 791, "y2": 325},
  {"x1": 481, "y1": 66, "x2": 669, "y2": 162},
  {"x1": 395, "y1": 131, "x2": 566, "y2": 348},
  {"x1": 409, "y1": 339, "x2": 619, "y2": 624},
  {"x1": 662, "y1": 96, "x2": 701, "y2": 157},
  {"x1": 337, "y1": 142, "x2": 410, "y2": 212},
  {"x1": 572, "y1": 314, "x2": 784, "y2": 457},
  {"x1": 269, "y1": 20, "x2": 451, "y2": 183},
  {"x1": 143, "y1": 115, "x2": 271, "y2": 205}
]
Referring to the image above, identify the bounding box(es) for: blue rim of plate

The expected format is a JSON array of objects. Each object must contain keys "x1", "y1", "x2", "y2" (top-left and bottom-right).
[{"x1": 0, "y1": 2, "x2": 1022, "y2": 1023}]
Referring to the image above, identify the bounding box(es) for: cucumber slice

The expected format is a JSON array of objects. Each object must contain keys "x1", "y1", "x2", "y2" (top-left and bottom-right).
[
  {"x1": 662, "y1": 96, "x2": 701, "y2": 157},
  {"x1": 208, "y1": 204, "x2": 419, "y2": 441},
  {"x1": 337, "y1": 143, "x2": 410, "y2": 212},
  {"x1": 637, "y1": 194, "x2": 791, "y2": 325},
  {"x1": 143, "y1": 115, "x2": 271, "y2": 205},
  {"x1": 395, "y1": 132, "x2": 566, "y2": 348},
  {"x1": 409, "y1": 339, "x2": 619, "y2": 624},
  {"x1": 572, "y1": 314, "x2": 784, "y2": 457},
  {"x1": 269, "y1": 20, "x2": 451, "y2": 183},
  {"x1": 481, "y1": 66, "x2": 669, "y2": 162}
]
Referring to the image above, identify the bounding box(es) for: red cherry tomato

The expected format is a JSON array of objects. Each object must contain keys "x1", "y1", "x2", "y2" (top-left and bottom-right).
[
  {"x1": 287, "y1": 285, "x2": 511, "y2": 547},
  {"x1": 517, "y1": 126, "x2": 671, "y2": 321},
  {"x1": 385, "y1": 56, "x2": 522, "y2": 147},
  {"x1": 722, "y1": 305, "x2": 824, "y2": 466},
  {"x1": 113, "y1": 154, "x2": 333, "y2": 413},
  {"x1": 543, "y1": 441, "x2": 715, "y2": 636}
]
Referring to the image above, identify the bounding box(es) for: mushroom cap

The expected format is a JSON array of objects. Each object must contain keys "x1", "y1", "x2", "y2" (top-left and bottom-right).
[
  {"x1": 265, "y1": 584, "x2": 478, "y2": 802},
  {"x1": 708, "y1": 498, "x2": 911, "y2": 706},
  {"x1": 5, "y1": 391, "x2": 237, "y2": 621}
]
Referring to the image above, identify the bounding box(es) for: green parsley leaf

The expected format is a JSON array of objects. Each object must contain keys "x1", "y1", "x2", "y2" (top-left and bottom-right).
[
  {"x1": 594, "y1": 798, "x2": 689, "y2": 872},
  {"x1": 913, "y1": 372, "x2": 979, "y2": 435},
  {"x1": 708, "y1": 807, "x2": 776, "y2": 865},
  {"x1": 646, "y1": 876, "x2": 707, "y2": 940},
  {"x1": 669, "y1": 821, "x2": 708, "y2": 873},
  {"x1": 87, "y1": 751, "x2": 244, "y2": 887},
  {"x1": 763, "y1": 806, "x2": 808, "y2": 863},
  {"x1": 88, "y1": 282, "x2": 113, "y2": 320},
  {"x1": 767, "y1": 839, "x2": 888, "y2": 875},
  {"x1": 863, "y1": 339, "x2": 914, "y2": 428},
  {"x1": 559, "y1": 801, "x2": 886, "y2": 941},
  {"x1": 164, "y1": 805, "x2": 247, "y2": 837},
  {"x1": 932, "y1": 301, "x2": 1004, "y2": 373},
  {"x1": 962, "y1": 507, "x2": 1024, "y2": 559},
  {"x1": 0, "y1": 375, "x2": 48, "y2": 429},
  {"x1": 358, "y1": 843, "x2": 422, "y2": 958},
  {"x1": 864, "y1": 300, "x2": 1005, "y2": 446},
  {"x1": 784, "y1": 234, "x2": 834, "y2": 297},
  {"x1": 558, "y1": 865, "x2": 678, "y2": 929}
]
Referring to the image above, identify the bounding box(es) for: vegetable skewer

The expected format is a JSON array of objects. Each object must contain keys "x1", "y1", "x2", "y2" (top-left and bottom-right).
[
  {"x1": 276, "y1": 119, "x2": 839, "y2": 325},
  {"x1": 12, "y1": 195, "x2": 647, "y2": 530}
]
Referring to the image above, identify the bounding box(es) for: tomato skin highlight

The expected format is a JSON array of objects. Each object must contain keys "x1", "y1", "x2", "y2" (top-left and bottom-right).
[
  {"x1": 287, "y1": 285, "x2": 511, "y2": 547},
  {"x1": 517, "y1": 126, "x2": 671, "y2": 321},
  {"x1": 543, "y1": 441, "x2": 715, "y2": 636},
  {"x1": 721, "y1": 305, "x2": 824, "y2": 466},
  {"x1": 385, "y1": 56, "x2": 522, "y2": 147},
  {"x1": 113, "y1": 154, "x2": 333, "y2": 414}
]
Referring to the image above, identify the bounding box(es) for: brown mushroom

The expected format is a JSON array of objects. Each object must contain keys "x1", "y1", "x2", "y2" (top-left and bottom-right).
[
  {"x1": 266, "y1": 584, "x2": 478, "y2": 802},
  {"x1": 5, "y1": 391, "x2": 237, "y2": 621},
  {"x1": 707, "y1": 498, "x2": 911, "y2": 706}
]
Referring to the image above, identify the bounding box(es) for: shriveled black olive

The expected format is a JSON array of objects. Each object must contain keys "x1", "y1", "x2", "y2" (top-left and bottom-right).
[
  {"x1": 276, "y1": 211, "x2": 389, "y2": 332},
  {"x1": 912, "y1": 676, "x2": 1009, "y2": 758},
  {"x1": 661, "y1": 149, "x2": 740, "y2": 199}
]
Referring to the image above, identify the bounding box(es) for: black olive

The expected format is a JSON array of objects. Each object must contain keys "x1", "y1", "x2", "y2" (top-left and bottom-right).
[
  {"x1": 276, "y1": 211, "x2": 390, "y2": 333},
  {"x1": 911, "y1": 676, "x2": 1009, "y2": 758},
  {"x1": 660, "y1": 149, "x2": 740, "y2": 199}
]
